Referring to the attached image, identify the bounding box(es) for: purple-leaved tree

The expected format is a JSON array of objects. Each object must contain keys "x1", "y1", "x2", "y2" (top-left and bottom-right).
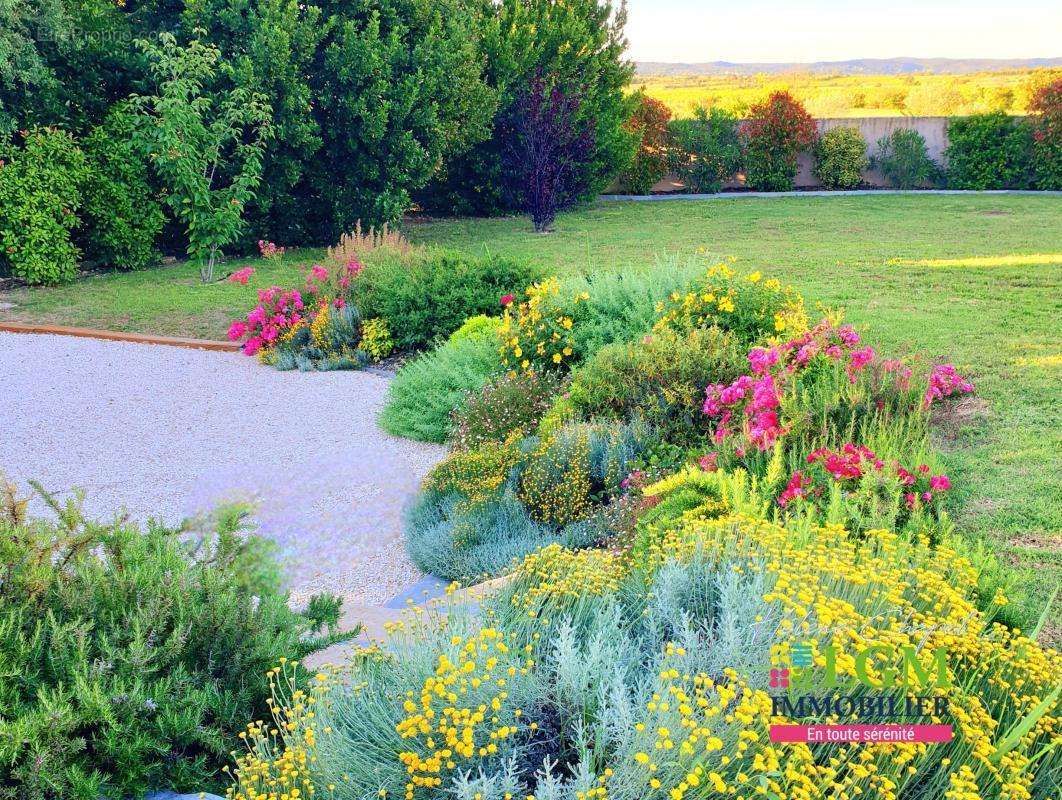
[{"x1": 505, "y1": 74, "x2": 595, "y2": 232}]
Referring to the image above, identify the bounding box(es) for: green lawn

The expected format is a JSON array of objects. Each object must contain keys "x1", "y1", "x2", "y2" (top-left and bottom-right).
[{"x1": 2, "y1": 194, "x2": 1060, "y2": 634}]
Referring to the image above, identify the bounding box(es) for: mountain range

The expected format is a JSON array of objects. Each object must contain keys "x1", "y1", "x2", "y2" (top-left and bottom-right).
[{"x1": 635, "y1": 57, "x2": 1062, "y2": 77}]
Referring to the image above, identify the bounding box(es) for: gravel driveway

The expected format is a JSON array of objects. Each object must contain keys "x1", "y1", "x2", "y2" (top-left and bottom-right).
[{"x1": 0, "y1": 332, "x2": 446, "y2": 605}]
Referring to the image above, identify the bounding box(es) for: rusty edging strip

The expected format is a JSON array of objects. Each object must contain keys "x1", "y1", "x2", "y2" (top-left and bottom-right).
[{"x1": 0, "y1": 322, "x2": 240, "y2": 352}]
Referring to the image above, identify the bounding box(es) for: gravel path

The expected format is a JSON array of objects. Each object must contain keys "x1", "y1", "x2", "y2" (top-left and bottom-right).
[{"x1": 0, "y1": 332, "x2": 446, "y2": 605}]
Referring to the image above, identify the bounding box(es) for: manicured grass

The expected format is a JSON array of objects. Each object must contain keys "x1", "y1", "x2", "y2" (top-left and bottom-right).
[
  {"x1": 0, "y1": 250, "x2": 324, "y2": 339},
  {"x1": 2, "y1": 194, "x2": 1059, "y2": 633}
]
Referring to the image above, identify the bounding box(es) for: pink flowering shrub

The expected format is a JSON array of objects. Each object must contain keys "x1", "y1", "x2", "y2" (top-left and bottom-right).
[
  {"x1": 227, "y1": 259, "x2": 384, "y2": 369},
  {"x1": 701, "y1": 319, "x2": 973, "y2": 458},
  {"x1": 228, "y1": 266, "x2": 255, "y2": 285},
  {"x1": 257, "y1": 240, "x2": 286, "y2": 262},
  {"x1": 227, "y1": 286, "x2": 305, "y2": 355},
  {"x1": 693, "y1": 317, "x2": 973, "y2": 535},
  {"x1": 780, "y1": 443, "x2": 951, "y2": 509}
]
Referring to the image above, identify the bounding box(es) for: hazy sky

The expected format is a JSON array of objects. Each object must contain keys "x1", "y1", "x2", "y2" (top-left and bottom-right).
[{"x1": 624, "y1": 0, "x2": 1062, "y2": 63}]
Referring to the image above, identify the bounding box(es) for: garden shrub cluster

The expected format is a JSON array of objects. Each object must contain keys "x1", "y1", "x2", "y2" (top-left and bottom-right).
[
  {"x1": 654, "y1": 77, "x2": 1062, "y2": 193},
  {"x1": 0, "y1": 0, "x2": 634, "y2": 282},
  {"x1": 229, "y1": 493, "x2": 1061, "y2": 800},
  {"x1": 0, "y1": 484, "x2": 348, "y2": 800},
  {"x1": 227, "y1": 247, "x2": 536, "y2": 374},
  {"x1": 224, "y1": 261, "x2": 1061, "y2": 800},
  {"x1": 382, "y1": 260, "x2": 705, "y2": 446},
  {"x1": 395, "y1": 259, "x2": 988, "y2": 589}
]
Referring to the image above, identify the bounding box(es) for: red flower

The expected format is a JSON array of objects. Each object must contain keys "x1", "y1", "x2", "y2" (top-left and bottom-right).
[{"x1": 501, "y1": 294, "x2": 515, "y2": 307}]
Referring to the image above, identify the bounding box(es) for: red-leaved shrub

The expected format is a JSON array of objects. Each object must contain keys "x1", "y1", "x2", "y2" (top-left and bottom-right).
[
  {"x1": 1030, "y1": 77, "x2": 1062, "y2": 189},
  {"x1": 740, "y1": 90, "x2": 817, "y2": 191}
]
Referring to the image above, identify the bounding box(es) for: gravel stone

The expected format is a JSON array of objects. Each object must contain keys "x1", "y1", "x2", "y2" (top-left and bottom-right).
[{"x1": 0, "y1": 332, "x2": 445, "y2": 605}]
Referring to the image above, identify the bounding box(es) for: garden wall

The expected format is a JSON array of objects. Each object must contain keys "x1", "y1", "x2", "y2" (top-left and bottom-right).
[
  {"x1": 644, "y1": 115, "x2": 1028, "y2": 192},
  {"x1": 794, "y1": 116, "x2": 949, "y2": 188}
]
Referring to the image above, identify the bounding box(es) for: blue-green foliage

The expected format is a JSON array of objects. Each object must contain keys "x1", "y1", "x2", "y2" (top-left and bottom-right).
[{"x1": 380, "y1": 318, "x2": 504, "y2": 443}]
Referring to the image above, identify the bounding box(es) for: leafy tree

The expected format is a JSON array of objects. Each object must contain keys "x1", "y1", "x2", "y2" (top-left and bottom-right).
[
  {"x1": 305, "y1": 0, "x2": 495, "y2": 239},
  {"x1": 182, "y1": 0, "x2": 326, "y2": 245},
  {"x1": 619, "y1": 92, "x2": 671, "y2": 194},
  {"x1": 0, "y1": 0, "x2": 68, "y2": 134},
  {"x1": 505, "y1": 74, "x2": 595, "y2": 232},
  {"x1": 424, "y1": 0, "x2": 634, "y2": 216},
  {"x1": 131, "y1": 32, "x2": 272, "y2": 282}
]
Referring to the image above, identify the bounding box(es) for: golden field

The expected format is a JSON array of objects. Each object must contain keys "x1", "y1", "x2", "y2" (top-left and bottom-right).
[{"x1": 635, "y1": 68, "x2": 1062, "y2": 118}]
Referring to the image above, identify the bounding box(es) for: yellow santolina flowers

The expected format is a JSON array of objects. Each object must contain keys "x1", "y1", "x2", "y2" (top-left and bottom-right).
[
  {"x1": 517, "y1": 428, "x2": 594, "y2": 526},
  {"x1": 228, "y1": 508, "x2": 1060, "y2": 800}
]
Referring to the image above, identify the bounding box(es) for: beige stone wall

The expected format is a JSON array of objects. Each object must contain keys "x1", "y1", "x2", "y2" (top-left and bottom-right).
[
  {"x1": 624, "y1": 115, "x2": 1030, "y2": 193},
  {"x1": 794, "y1": 117, "x2": 950, "y2": 187}
]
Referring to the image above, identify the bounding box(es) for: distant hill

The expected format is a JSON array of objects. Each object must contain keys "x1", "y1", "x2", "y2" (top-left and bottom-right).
[{"x1": 636, "y1": 57, "x2": 1062, "y2": 77}]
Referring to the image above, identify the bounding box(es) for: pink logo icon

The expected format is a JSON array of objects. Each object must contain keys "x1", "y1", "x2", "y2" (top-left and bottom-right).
[{"x1": 770, "y1": 668, "x2": 790, "y2": 689}]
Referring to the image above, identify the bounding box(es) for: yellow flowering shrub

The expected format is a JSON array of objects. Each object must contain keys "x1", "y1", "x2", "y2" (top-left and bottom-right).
[
  {"x1": 653, "y1": 262, "x2": 808, "y2": 343},
  {"x1": 423, "y1": 438, "x2": 521, "y2": 505},
  {"x1": 360, "y1": 317, "x2": 394, "y2": 361},
  {"x1": 517, "y1": 427, "x2": 595, "y2": 527},
  {"x1": 498, "y1": 277, "x2": 588, "y2": 372},
  {"x1": 230, "y1": 506, "x2": 1061, "y2": 800}
]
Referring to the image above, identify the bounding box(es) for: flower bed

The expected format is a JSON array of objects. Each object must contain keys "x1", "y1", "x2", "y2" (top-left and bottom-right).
[
  {"x1": 224, "y1": 258, "x2": 1058, "y2": 800},
  {"x1": 228, "y1": 507, "x2": 1060, "y2": 800}
]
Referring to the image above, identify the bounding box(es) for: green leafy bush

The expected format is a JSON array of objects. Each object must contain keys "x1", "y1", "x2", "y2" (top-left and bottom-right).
[
  {"x1": 79, "y1": 108, "x2": 164, "y2": 271},
  {"x1": 450, "y1": 369, "x2": 563, "y2": 451},
  {"x1": 619, "y1": 92, "x2": 672, "y2": 194},
  {"x1": 379, "y1": 318, "x2": 504, "y2": 443},
  {"x1": 0, "y1": 486, "x2": 346, "y2": 800},
  {"x1": 352, "y1": 250, "x2": 541, "y2": 352},
  {"x1": 669, "y1": 107, "x2": 742, "y2": 193},
  {"x1": 1029, "y1": 77, "x2": 1062, "y2": 190},
  {"x1": 945, "y1": 112, "x2": 1033, "y2": 189},
  {"x1": 812, "y1": 126, "x2": 868, "y2": 189},
  {"x1": 740, "y1": 91, "x2": 817, "y2": 191},
  {"x1": 873, "y1": 128, "x2": 940, "y2": 188},
  {"x1": 569, "y1": 326, "x2": 744, "y2": 446},
  {"x1": 0, "y1": 127, "x2": 87, "y2": 285}
]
